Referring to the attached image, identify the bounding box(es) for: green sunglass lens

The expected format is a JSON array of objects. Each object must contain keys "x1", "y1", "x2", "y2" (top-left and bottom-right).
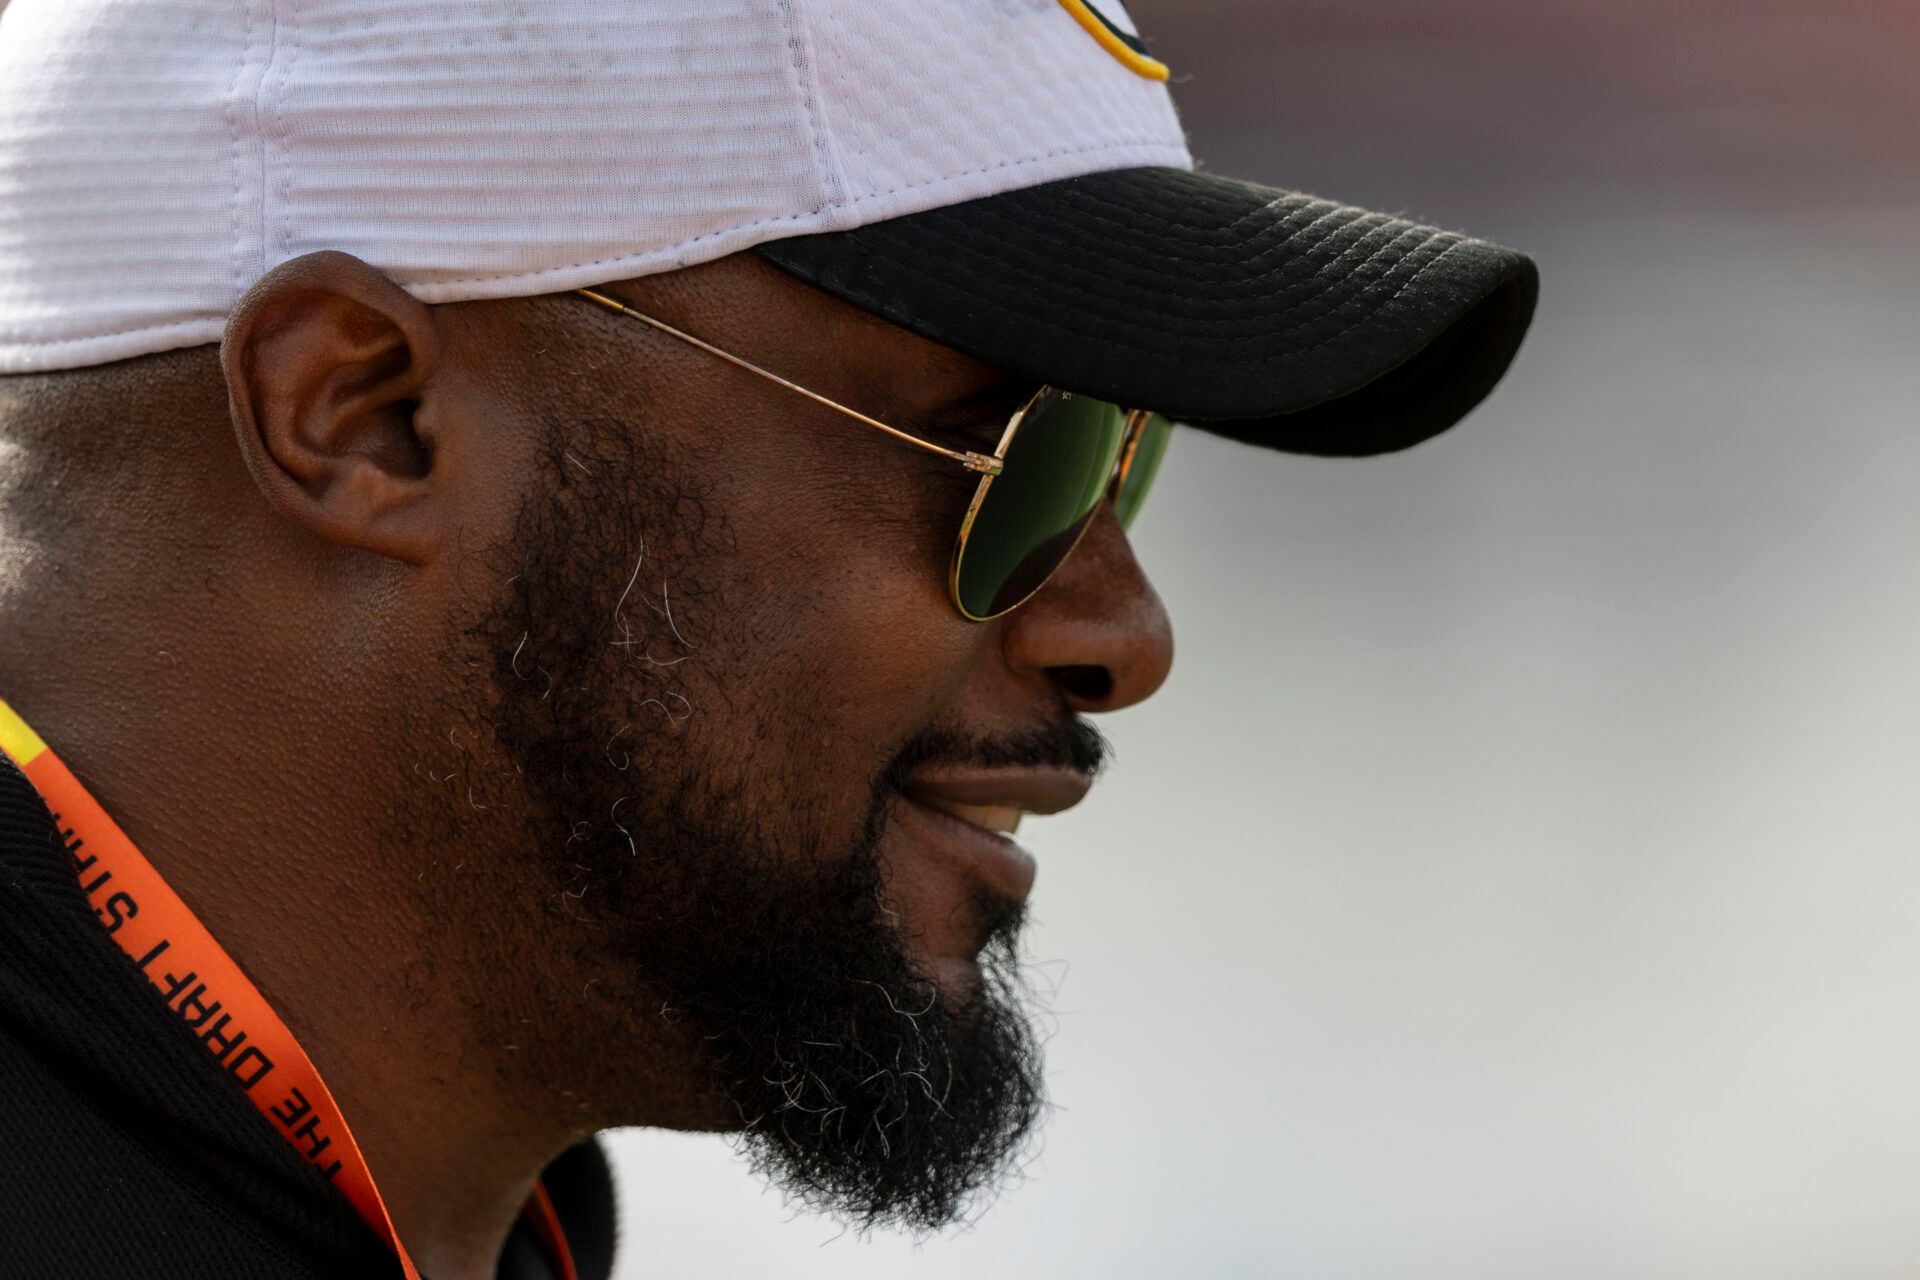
[
  {"x1": 1113, "y1": 412, "x2": 1172, "y2": 531},
  {"x1": 954, "y1": 390, "x2": 1129, "y2": 620}
]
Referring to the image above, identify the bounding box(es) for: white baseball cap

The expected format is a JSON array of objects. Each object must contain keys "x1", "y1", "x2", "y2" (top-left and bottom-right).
[{"x1": 0, "y1": 0, "x2": 1536, "y2": 454}]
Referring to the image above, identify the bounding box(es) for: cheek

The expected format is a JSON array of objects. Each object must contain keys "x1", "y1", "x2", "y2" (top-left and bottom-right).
[{"x1": 692, "y1": 440, "x2": 983, "y2": 836}]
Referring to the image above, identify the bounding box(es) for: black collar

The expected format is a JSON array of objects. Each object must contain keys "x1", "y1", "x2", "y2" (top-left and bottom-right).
[{"x1": 0, "y1": 753, "x2": 616, "y2": 1279}]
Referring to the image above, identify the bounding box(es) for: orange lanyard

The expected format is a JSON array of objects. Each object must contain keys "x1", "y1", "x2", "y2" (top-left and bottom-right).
[{"x1": 0, "y1": 697, "x2": 576, "y2": 1280}]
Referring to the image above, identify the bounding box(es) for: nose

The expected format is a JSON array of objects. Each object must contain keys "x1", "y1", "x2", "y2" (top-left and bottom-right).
[{"x1": 998, "y1": 507, "x2": 1175, "y2": 714}]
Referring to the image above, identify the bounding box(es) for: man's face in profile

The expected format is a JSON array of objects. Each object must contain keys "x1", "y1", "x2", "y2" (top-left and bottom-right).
[{"x1": 396, "y1": 252, "x2": 1176, "y2": 1232}]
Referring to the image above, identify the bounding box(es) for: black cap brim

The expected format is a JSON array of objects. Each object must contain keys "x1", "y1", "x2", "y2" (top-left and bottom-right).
[{"x1": 756, "y1": 167, "x2": 1538, "y2": 457}]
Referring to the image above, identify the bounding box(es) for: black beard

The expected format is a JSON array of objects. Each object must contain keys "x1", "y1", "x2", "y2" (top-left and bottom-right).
[
  {"x1": 591, "y1": 740, "x2": 1047, "y2": 1234},
  {"x1": 453, "y1": 421, "x2": 1072, "y2": 1231}
]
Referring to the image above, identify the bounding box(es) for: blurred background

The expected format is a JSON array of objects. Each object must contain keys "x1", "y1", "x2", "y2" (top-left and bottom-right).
[{"x1": 604, "y1": 2, "x2": 1920, "y2": 1277}]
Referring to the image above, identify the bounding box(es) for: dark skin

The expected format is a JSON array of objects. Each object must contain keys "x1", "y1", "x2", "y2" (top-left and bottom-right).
[{"x1": 0, "y1": 250, "x2": 1172, "y2": 1278}]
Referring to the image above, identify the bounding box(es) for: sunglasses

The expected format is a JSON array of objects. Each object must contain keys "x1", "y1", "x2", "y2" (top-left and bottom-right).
[{"x1": 578, "y1": 288, "x2": 1171, "y2": 621}]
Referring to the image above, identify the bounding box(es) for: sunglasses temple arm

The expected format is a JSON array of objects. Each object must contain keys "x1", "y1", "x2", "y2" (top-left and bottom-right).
[
  {"x1": 577, "y1": 289, "x2": 1003, "y2": 476},
  {"x1": 1108, "y1": 410, "x2": 1147, "y2": 497}
]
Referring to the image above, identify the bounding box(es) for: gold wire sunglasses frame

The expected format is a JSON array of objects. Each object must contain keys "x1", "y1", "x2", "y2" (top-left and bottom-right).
[{"x1": 578, "y1": 287, "x2": 1160, "y2": 622}]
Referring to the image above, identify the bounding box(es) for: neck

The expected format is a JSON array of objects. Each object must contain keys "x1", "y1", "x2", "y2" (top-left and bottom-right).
[{"x1": 0, "y1": 595, "x2": 576, "y2": 1280}]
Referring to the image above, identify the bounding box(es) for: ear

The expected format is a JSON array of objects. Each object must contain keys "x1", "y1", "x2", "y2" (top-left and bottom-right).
[{"x1": 222, "y1": 251, "x2": 444, "y2": 564}]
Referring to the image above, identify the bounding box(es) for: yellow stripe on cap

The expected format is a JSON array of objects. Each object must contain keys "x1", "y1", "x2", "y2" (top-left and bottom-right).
[
  {"x1": 0, "y1": 698, "x2": 49, "y2": 767},
  {"x1": 1057, "y1": 0, "x2": 1170, "y2": 82}
]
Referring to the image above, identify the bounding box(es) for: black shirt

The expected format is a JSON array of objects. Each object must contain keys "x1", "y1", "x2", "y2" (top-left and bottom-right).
[{"x1": 0, "y1": 753, "x2": 617, "y2": 1279}]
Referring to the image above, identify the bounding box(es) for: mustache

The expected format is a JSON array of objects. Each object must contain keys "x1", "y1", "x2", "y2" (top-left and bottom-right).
[{"x1": 881, "y1": 717, "x2": 1111, "y2": 790}]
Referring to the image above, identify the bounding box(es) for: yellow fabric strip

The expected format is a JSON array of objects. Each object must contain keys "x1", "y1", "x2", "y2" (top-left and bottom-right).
[
  {"x1": 1057, "y1": 0, "x2": 1171, "y2": 82},
  {"x1": 0, "y1": 697, "x2": 49, "y2": 767}
]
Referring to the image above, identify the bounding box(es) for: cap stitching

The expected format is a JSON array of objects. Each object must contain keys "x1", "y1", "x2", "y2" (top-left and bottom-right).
[
  {"x1": 931, "y1": 199, "x2": 1427, "y2": 318},
  {"x1": 1057, "y1": 189, "x2": 1384, "y2": 260},
  {"x1": 1290, "y1": 238, "x2": 1465, "y2": 358},
  {"x1": 908, "y1": 191, "x2": 1406, "y2": 310},
  {"x1": 0, "y1": 317, "x2": 227, "y2": 351},
  {"x1": 416, "y1": 137, "x2": 1187, "y2": 291},
  {"x1": 256, "y1": 0, "x2": 285, "y2": 276},
  {"x1": 792, "y1": 224, "x2": 1464, "y2": 362},
  {"x1": 1034, "y1": 197, "x2": 1423, "y2": 282},
  {"x1": 222, "y1": 0, "x2": 257, "y2": 304},
  {"x1": 838, "y1": 205, "x2": 1451, "y2": 345},
  {"x1": 994, "y1": 189, "x2": 1398, "y2": 269},
  {"x1": 272, "y1": 0, "x2": 302, "y2": 264},
  {"x1": 779, "y1": 0, "x2": 845, "y2": 220}
]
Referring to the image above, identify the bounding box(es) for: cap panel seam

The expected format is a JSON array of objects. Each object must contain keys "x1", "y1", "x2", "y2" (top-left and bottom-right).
[
  {"x1": 250, "y1": 0, "x2": 288, "y2": 281},
  {"x1": 269, "y1": 0, "x2": 302, "y2": 266},
  {"x1": 221, "y1": 0, "x2": 258, "y2": 303},
  {"x1": 779, "y1": 0, "x2": 848, "y2": 222}
]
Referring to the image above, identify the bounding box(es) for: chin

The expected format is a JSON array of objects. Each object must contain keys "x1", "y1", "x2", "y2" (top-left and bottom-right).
[
  {"x1": 933, "y1": 959, "x2": 1018, "y2": 1042},
  {"x1": 927, "y1": 952, "x2": 986, "y2": 1002}
]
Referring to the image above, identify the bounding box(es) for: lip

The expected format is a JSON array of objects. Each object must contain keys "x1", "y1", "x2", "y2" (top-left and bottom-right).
[
  {"x1": 897, "y1": 797, "x2": 1040, "y2": 905},
  {"x1": 904, "y1": 767, "x2": 1093, "y2": 819},
  {"x1": 897, "y1": 767, "x2": 1094, "y2": 905}
]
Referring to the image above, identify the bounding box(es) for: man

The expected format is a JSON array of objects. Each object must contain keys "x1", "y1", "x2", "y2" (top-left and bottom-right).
[{"x1": 0, "y1": 0, "x2": 1536, "y2": 1276}]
